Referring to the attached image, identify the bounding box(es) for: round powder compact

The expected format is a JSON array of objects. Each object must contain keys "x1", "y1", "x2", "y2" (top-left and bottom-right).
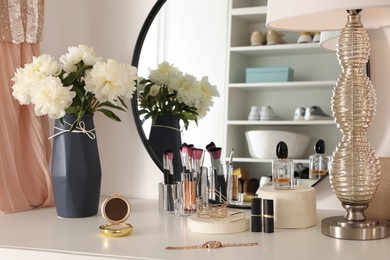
[{"x1": 99, "y1": 194, "x2": 133, "y2": 237}]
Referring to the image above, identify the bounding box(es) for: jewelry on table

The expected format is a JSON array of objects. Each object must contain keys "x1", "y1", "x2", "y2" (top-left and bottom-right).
[{"x1": 166, "y1": 241, "x2": 258, "y2": 250}]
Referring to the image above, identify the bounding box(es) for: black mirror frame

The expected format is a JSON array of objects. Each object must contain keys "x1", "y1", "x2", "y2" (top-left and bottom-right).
[{"x1": 131, "y1": 0, "x2": 167, "y2": 173}]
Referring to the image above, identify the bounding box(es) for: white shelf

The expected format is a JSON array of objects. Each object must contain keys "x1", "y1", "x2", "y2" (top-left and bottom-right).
[
  {"x1": 227, "y1": 120, "x2": 336, "y2": 126},
  {"x1": 230, "y1": 43, "x2": 329, "y2": 56},
  {"x1": 234, "y1": 157, "x2": 309, "y2": 164},
  {"x1": 224, "y1": 0, "x2": 339, "y2": 179},
  {"x1": 231, "y1": 6, "x2": 267, "y2": 22},
  {"x1": 229, "y1": 80, "x2": 336, "y2": 90}
]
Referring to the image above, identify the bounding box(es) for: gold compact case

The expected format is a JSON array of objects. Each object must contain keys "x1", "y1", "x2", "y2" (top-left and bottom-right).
[{"x1": 99, "y1": 194, "x2": 133, "y2": 237}]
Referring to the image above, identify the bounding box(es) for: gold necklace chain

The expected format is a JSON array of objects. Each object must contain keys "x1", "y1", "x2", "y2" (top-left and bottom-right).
[{"x1": 166, "y1": 241, "x2": 259, "y2": 250}]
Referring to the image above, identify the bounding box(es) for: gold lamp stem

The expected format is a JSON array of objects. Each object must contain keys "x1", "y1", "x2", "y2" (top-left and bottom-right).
[{"x1": 322, "y1": 10, "x2": 390, "y2": 240}]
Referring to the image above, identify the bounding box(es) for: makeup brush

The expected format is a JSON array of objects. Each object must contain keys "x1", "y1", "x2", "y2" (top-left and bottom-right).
[
  {"x1": 208, "y1": 147, "x2": 227, "y2": 202},
  {"x1": 180, "y1": 143, "x2": 193, "y2": 172},
  {"x1": 192, "y1": 148, "x2": 205, "y2": 174},
  {"x1": 206, "y1": 141, "x2": 216, "y2": 152},
  {"x1": 163, "y1": 149, "x2": 174, "y2": 184}
]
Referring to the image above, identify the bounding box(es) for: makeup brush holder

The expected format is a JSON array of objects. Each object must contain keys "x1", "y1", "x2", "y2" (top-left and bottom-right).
[
  {"x1": 158, "y1": 182, "x2": 177, "y2": 214},
  {"x1": 209, "y1": 164, "x2": 229, "y2": 203}
]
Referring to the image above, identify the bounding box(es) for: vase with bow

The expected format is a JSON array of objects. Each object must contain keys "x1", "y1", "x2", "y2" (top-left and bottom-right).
[
  {"x1": 12, "y1": 44, "x2": 137, "y2": 217},
  {"x1": 138, "y1": 62, "x2": 219, "y2": 180}
]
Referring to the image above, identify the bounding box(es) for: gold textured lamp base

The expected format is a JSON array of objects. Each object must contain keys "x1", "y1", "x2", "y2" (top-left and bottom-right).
[{"x1": 322, "y1": 216, "x2": 390, "y2": 240}]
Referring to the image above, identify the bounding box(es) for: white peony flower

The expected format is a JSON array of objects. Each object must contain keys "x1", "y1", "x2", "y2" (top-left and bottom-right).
[
  {"x1": 30, "y1": 76, "x2": 76, "y2": 119},
  {"x1": 60, "y1": 44, "x2": 101, "y2": 73},
  {"x1": 31, "y1": 54, "x2": 61, "y2": 76},
  {"x1": 149, "y1": 61, "x2": 181, "y2": 86},
  {"x1": 148, "y1": 84, "x2": 160, "y2": 97},
  {"x1": 176, "y1": 74, "x2": 201, "y2": 107},
  {"x1": 84, "y1": 59, "x2": 137, "y2": 104}
]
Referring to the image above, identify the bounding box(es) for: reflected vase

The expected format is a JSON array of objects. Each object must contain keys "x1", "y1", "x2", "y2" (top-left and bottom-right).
[
  {"x1": 149, "y1": 116, "x2": 182, "y2": 181},
  {"x1": 51, "y1": 114, "x2": 101, "y2": 218}
]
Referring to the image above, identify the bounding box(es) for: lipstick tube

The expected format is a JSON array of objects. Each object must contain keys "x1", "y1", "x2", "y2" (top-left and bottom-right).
[
  {"x1": 251, "y1": 197, "x2": 262, "y2": 232},
  {"x1": 263, "y1": 199, "x2": 274, "y2": 233}
]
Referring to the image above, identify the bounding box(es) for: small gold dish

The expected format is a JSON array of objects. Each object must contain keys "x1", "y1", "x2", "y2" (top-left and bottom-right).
[{"x1": 99, "y1": 194, "x2": 133, "y2": 237}]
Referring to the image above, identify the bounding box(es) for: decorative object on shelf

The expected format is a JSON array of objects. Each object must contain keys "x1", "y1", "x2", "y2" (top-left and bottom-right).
[
  {"x1": 245, "y1": 67, "x2": 293, "y2": 83},
  {"x1": 259, "y1": 105, "x2": 283, "y2": 121},
  {"x1": 137, "y1": 61, "x2": 219, "y2": 180},
  {"x1": 99, "y1": 194, "x2": 133, "y2": 237},
  {"x1": 12, "y1": 44, "x2": 137, "y2": 217},
  {"x1": 245, "y1": 130, "x2": 310, "y2": 159},
  {"x1": 267, "y1": 0, "x2": 390, "y2": 240},
  {"x1": 248, "y1": 106, "x2": 260, "y2": 120},
  {"x1": 272, "y1": 141, "x2": 294, "y2": 190},
  {"x1": 294, "y1": 106, "x2": 331, "y2": 121},
  {"x1": 304, "y1": 106, "x2": 330, "y2": 120},
  {"x1": 297, "y1": 32, "x2": 313, "y2": 43},
  {"x1": 312, "y1": 32, "x2": 321, "y2": 43},
  {"x1": 266, "y1": 30, "x2": 286, "y2": 45},
  {"x1": 250, "y1": 31, "x2": 266, "y2": 46}
]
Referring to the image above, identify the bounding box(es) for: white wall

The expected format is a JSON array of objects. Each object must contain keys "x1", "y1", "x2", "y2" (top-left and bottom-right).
[
  {"x1": 42, "y1": 1, "x2": 390, "y2": 208},
  {"x1": 42, "y1": 0, "x2": 163, "y2": 199}
]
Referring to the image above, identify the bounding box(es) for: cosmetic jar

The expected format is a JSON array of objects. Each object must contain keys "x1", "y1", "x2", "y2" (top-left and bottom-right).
[
  {"x1": 99, "y1": 194, "x2": 133, "y2": 237},
  {"x1": 251, "y1": 197, "x2": 262, "y2": 232}
]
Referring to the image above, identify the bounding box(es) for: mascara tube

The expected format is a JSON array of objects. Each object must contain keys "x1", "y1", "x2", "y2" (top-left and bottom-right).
[
  {"x1": 263, "y1": 199, "x2": 274, "y2": 233},
  {"x1": 251, "y1": 198, "x2": 262, "y2": 232}
]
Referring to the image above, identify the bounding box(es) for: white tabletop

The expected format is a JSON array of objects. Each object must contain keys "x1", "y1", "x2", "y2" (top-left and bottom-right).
[{"x1": 0, "y1": 198, "x2": 389, "y2": 260}]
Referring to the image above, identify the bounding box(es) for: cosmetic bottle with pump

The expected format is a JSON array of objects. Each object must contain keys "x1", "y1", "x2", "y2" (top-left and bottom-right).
[
  {"x1": 272, "y1": 141, "x2": 294, "y2": 190},
  {"x1": 309, "y1": 139, "x2": 330, "y2": 180}
]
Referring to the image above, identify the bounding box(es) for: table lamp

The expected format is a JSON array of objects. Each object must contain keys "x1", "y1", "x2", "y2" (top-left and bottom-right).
[{"x1": 266, "y1": 0, "x2": 390, "y2": 240}]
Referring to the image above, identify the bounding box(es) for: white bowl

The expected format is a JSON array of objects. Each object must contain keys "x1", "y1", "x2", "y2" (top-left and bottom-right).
[{"x1": 245, "y1": 130, "x2": 311, "y2": 159}]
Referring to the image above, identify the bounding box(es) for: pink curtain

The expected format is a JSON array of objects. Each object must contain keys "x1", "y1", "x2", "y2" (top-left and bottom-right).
[{"x1": 0, "y1": 42, "x2": 54, "y2": 213}]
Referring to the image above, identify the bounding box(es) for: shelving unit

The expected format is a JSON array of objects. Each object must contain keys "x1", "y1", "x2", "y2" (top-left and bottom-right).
[{"x1": 223, "y1": 0, "x2": 342, "y2": 177}]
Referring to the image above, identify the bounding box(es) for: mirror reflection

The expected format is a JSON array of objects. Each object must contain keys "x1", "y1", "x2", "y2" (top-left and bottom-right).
[
  {"x1": 133, "y1": 0, "x2": 332, "y2": 194},
  {"x1": 136, "y1": 0, "x2": 227, "y2": 178}
]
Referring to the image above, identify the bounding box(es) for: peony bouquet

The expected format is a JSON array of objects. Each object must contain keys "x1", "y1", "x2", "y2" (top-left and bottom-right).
[
  {"x1": 137, "y1": 61, "x2": 219, "y2": 130},
  {"x1": 12, "y1": 44, "x2": 137, "y2": 130}
]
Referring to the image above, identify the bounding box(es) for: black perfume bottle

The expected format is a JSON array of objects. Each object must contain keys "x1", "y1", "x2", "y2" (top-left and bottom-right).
[{"x1": 263, "y1": 199, "x2": 274, "y2": 233}]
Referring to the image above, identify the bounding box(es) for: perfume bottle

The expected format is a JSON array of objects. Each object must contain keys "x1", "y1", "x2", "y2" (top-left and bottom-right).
[
  {"x1": 309, "y1": 139, "x2": 330, "y2": 180},
  {"x1": 272, "y1": 141, "x2": 294, "y2": 190}
]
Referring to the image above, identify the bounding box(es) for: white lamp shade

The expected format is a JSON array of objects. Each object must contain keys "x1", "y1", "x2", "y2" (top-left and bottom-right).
[
  {"x1": 319, "y1": 31, "x2": 339, "y2": 51},
  {"x1": 266, "y1": 0, "x2": 390, "y2": 31}
]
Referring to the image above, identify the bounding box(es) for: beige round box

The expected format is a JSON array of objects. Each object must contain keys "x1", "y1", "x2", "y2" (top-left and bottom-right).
[{"x1": 257, "y1": 185, "x2": 317, "y2": 228}]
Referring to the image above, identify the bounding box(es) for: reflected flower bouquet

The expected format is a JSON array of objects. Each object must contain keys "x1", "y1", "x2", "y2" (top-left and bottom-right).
[
  {"x1": 12, "y1": 44, "x2": 137, "y2": 130},
  {"x1": 137, "y1": 62, "x2": 219, "y2": 130}
]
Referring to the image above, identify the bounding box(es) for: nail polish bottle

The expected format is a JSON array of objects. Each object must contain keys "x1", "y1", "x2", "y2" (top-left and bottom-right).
[
  {"x1": 272, "y1": 141, "x2": 294, "y2": 190},
  {"x1": 251, "y1": 198, "x2": 262, "y2": 232},
  {"x1": 309, "y1": 139, "x2": 330, "y2": 180},
  {"x1": 263, "y1": 199, "x2": 274, "y2": 233}
]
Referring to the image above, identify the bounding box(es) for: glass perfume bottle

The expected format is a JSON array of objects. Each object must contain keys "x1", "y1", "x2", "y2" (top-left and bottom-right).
[
  {"x1": 309, "y1": 139, "x2": 330, "y2": 180},
  {"x1": 272, "y1": 141, "x2": 294, "y2": 190}
]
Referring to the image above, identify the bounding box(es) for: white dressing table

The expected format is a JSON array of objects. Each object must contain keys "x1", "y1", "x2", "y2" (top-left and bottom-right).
[{"x1": 0, "y1": 198, "x2": 388, "y2": 259}]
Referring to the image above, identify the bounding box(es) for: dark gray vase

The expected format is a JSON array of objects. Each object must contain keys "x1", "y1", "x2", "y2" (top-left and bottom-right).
[
  {"x1": 51, "y1": 114, "x2": 101, "y2": 218},
  {"x1": 149, "y1": 116, "x2": 182, "y2": 181}
]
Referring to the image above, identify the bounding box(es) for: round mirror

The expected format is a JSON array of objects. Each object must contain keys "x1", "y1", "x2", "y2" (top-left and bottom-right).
[
  {"x1": 131, "y1": 0, "x2": 340, "y2": 190},
  {"x1": 101, "y1": 195, "x2": 131, "y2": 223},
  {"x1": 131, "y1": 0, "x2": 226, "y2": 180}
]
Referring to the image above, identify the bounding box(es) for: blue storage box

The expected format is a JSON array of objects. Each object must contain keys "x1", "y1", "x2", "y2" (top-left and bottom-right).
[{"x1": 245, "y1": 67, "x2": 294, "y2": 83}]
